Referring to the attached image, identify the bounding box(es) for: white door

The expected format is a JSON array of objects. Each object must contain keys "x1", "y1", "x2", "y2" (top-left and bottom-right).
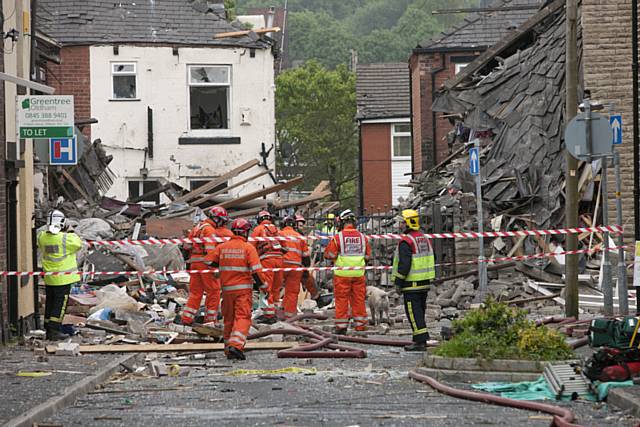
[{"x1": 391, "y1": 123, "x2": 412, "y2": 205}]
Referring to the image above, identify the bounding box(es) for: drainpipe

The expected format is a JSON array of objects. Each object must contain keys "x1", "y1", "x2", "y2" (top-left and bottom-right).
[
  {"x1": 358, "y1": 123, "x2": 364, "y2": 215},
  {"x1": 430, "y1": 53, "x2": 446, "y2": 169},
  {"x1": 633, "y1": 0, "x2": 639, "y2": 242},
  {"x1": 633, "y1": 0, "x2": 639, "y2": 314},
  {"x1": 408, "y1": 60, "x2": 415, "y2": 175}
]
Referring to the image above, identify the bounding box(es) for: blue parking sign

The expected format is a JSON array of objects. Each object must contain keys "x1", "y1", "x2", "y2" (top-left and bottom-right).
[{"x1": 49, "y1": 137, "x2": 77, "y2": 165}]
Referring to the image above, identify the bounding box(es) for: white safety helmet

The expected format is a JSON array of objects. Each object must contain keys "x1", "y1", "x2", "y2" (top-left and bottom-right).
[{"x1": 47, "y1": 210, "x2": 66, "y2": 234}]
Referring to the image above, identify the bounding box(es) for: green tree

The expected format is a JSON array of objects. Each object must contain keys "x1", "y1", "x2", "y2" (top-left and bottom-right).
[
  {"x1": 288, "y1": 11, "x2": 356, "y2": 69},
  {"x1": 275, "y1": 61, "x2": 358, "y2": 205}
]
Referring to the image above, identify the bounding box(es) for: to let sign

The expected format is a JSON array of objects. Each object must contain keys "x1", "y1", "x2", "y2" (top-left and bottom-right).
[{"x1": 17, "y1": 95, "x2": 74, "y2": 138}]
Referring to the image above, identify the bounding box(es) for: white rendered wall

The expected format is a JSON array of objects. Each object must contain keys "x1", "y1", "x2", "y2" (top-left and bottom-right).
[{"x1": 90, "y1": 45, "x2": 275, "y2": 202}]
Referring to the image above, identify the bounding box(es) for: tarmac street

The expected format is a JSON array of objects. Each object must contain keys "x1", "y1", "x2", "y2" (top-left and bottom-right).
[{"x1": 0, "y1": 344, "x2": 626, "y2": 427}]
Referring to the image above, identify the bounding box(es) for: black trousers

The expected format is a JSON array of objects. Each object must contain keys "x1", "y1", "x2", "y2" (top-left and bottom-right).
[
  {"x1": 403, "y1": 290, "x2": 429, "y2": 343},
  {"x1": 44, "y1": 284, "x2": 72, "y2": 331}
]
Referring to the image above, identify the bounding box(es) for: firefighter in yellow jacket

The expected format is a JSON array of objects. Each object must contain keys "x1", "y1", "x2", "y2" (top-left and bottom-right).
[
  {"x1": 392, "y1": 209, "x2": 435, "y2": 351},
  {"x1": 37, "y1": 210, "x2": 83, "y2": 340}
]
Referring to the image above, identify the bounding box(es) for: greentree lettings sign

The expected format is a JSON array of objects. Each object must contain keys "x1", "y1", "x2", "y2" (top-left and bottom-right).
[{"x1": 17, "y1": 95, "x2": 74, "y2": 138}]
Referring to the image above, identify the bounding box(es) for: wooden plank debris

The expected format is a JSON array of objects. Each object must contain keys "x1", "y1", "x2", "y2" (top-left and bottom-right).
[
  {"x1": 219, "y1": 176, "x2": 304, "y2": 209},
  {"x1": 173, "y1": 160, "x2": 259, "y2": 204},
  {"x1": 214, "y1": 27, "x2": 281, "y2": 39},
  {"x1": 191, "y1": 169, "x2": 271, "y2": 207},
  {"x1": 70, "y1": 341, "x2": 294, "y2": 354}
]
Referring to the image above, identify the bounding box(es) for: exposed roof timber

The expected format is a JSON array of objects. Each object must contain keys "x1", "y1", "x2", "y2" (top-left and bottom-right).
[
  {"x1": 444, "y1": 0, "x2": 565, "y2": 90},
  {"x1": 432, "y1": 5, "x2": 541, "y2": 15}
]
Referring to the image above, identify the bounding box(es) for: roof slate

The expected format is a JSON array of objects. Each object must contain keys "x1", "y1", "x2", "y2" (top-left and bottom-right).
[
  {"x1": 36, "y1": 0, "x2": 268, "y2": 48},
  {"x1": 428, "y1": 6, "x2": 575, "y2": 228},
  {"x1": 419, "y1": 0, "x2": 544, "y2": 51},
  {"x1": 356, "y1": 63, "x2": 410, "y2": 121}
]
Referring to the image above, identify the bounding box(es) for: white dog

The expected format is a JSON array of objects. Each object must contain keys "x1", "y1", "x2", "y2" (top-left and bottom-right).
[{"x1": 366, "y1": 286, "x2": 390, "y2": 326}]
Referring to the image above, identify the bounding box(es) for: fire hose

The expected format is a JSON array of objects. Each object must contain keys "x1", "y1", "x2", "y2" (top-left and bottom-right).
[
  {"x1": 408, "y1": 369, "x2": 584, "y2": 427},
  {"x1": 248, "y1": 326, "x2": 367, "y2": 358}
]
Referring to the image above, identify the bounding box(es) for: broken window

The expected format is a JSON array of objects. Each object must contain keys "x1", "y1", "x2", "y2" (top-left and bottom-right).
[
  {"x1": 392, "y1": 123, "x2": 412, "y2": 158},
  {"x1": 128, "y1": 179, "x2": 161, "y2": 204},
  {"x1": 190, "y1": 179, "x2": 228, "y2": 195},
  {"x1": 112, "y1": 63, "x2": 137, "y2": 99},
  {"x1": 455, "y1": 63, "x2": 469, "y2": 75},
  {"x1": 188, "y1": 65, "x2": 231, "y2": 130}
]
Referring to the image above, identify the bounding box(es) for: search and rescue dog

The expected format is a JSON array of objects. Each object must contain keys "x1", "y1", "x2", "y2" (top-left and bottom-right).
[{"x1": 366, "y1": 286, "x2": 390, "y2": 326}]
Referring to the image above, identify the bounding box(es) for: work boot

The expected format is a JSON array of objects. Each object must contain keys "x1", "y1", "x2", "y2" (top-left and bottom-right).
[
  {"x1": 333, "y1": 327, "x2": 347, "y2": 336},
  {"x1": 227, "y1": 346, "x2": 246, "y2": 361},
  {"x1": 255, "y1": 315, "x2": 277, "y2": 325},
  {"x1": 46, "y1": 329, "x2": 69, "y2": 341},
  {"x1": 404, "y1": 342, "x2": 427, "y2": 352}
]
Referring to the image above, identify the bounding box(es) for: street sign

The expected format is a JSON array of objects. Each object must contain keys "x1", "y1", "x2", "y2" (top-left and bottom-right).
[
  {"x1": 17, "y1": 95, "x2": 74, "y2": 139},
  {"x1": 469, "y1": 147, "x2": 479, "y2": 176},
  {"x1": 565, "y1": 111, "x2": 612, "y2": 160},
  {"x1": 610, "y1": 115, "x2": 622, "y2": 145},
  {"x1": 49, "y1": 137, "x2": 77, "y2": 165},
  {"x1": 634, "y1": 242, "x2": 640, "y2": 288}
]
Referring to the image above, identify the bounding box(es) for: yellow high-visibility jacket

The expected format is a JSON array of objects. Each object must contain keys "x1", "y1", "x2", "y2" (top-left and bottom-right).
[{"x1": 37, "y1": 231, "x2": 83, "y2": 286}]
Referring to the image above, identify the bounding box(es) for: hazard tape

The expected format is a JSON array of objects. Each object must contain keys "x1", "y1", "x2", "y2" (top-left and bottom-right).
[
  {"x1": 5, "y1": 244, "x2": 631, "y2": 278},
  {"x1": 86, "y1": 225, "x2": 623, "y2": 247}
]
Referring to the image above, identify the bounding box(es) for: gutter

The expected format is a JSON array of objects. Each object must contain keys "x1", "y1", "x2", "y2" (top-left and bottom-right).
[
  {"x1": 413, "y1": 45, "x2": 488, "y2": 54},
  {"x1": 633, "y1": 0, "x2": 639, "y2": 241},
  {"x1": 430, "y1": 53, "x2": 446, "y2": 170},
  {"x1": 358, "y1": 125, "x2": 364, "y2": 215}
]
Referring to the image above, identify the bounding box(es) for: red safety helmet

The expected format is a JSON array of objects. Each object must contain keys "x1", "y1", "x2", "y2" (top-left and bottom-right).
[
  {"x1": 257, "y1": 210, "x2": 272, "y2": 223},
  {"x1": 231, "y1": 218, "x2": 252, "y2": 237},
  {"x1": 283, "y1": 215, "x2": 296, "y2": 227},
  {"x1": 207, "y1": 206, "x2": 229, "y2": 226},
  {"x1": 295, "y1": 214, "x2": 306, "y2": 224}
]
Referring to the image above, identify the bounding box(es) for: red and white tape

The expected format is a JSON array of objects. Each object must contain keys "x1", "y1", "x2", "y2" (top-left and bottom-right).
[
  {"x1": 86, "y1": 225, "x2": 623, "y2": 247},
  {"x1": 6, "y1": 244, "x2": 631, "y2": 278}
]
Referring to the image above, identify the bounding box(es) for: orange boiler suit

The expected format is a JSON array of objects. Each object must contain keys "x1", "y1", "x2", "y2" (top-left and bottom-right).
[
  {"x1": 251, "y1": 220, "x2": 284, "y2": 318},
  {"x1": 182, "y1": 220, "x2": 232, "y2": 324},
  {"x1": 324, "y1": 225, "x2": 371, "y2": 331},
  {"x1": 206, "y1": 235, "x2": 267, "y2": 352},
  {"x1": 280, "y1": 225, "x2": 311, "y2": 319}
]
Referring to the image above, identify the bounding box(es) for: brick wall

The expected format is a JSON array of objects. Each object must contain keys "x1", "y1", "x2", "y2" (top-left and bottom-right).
[
  {"x1": 361, "y1": 123, "x2": 392, "y2": 210},
  {"x1": 410, "y1": 51, "x2": 481, "y2": 174},
  {"x1": 582, "y1": 0, "x2": 636, "y2": 240},
  {"x1": 46, "y1": 46, "x2": 91, "y2": 138}
]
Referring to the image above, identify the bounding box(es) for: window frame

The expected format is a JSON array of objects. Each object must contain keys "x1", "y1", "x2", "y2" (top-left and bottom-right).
[
  {"x1": 391, "y1": 123, "x2": 412, "y2": 160},
  {"x1": 455, "y1": 63, "x2": 469, "y2": 75},
  {"x1": 127, "y1": 179, "x2": 161, "y2": 204},
  {"x1": 187, "y1": 64, "x2": 232, "y2": 132},
  {"x1": 110, "y1": 62, "x2": 139, "y2": 101}
]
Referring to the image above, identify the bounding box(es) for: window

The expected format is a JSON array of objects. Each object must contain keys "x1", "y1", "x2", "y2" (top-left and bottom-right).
[
  {"x1": 455, "y1": 63, "x2": 469, "y2": 75},
  {"x1": 188, "y1": 65, "x2": 231, "y2": 130},
  {"x1": 190, "y1": 179, "x2": 228, "y2": 195},
  {"x1": 112, "y1": 63, "x2": 137, "y2": 99},
  {"x1": 128, "y1": 180, "x2": 161, "y2": 204},
  {"x1": 392, "y1": 123, "x2": 412, "y2": 158}
]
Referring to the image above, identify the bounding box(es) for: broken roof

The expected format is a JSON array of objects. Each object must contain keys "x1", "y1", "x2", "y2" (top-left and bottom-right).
[
  {"x1": 423, "y1": 2, "x2": 575, "y2": 228},
  {"x1": 417, "y1": 0, "x2": 544, "y2": 52},
  {"x1": 36, "y1": 0, "x2": 269, "y2": 48},
  {"x1": 356, "y1": 63, "x2": 410, "y2": 121}
]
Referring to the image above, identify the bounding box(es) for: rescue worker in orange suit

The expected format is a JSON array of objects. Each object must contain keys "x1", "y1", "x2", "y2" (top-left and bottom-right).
[
  {"x1": 296, "y1": 214, "x2": 320, "y2": 299},
  {"x1": 324, "y1": 209, "x2": 371, "y2": 334},
  {"x1": 205, "y1": 218, "x2": 268, "y2": 360},
  {"x1": 251, "y1": 210, "x2": 284, "y2": 324},
  {"x1": 280, "y1": 215, "x2": 311, "y2": 319},
  {"x1": 180, "y1": 206, "x2": 233, "y2": 325}
]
